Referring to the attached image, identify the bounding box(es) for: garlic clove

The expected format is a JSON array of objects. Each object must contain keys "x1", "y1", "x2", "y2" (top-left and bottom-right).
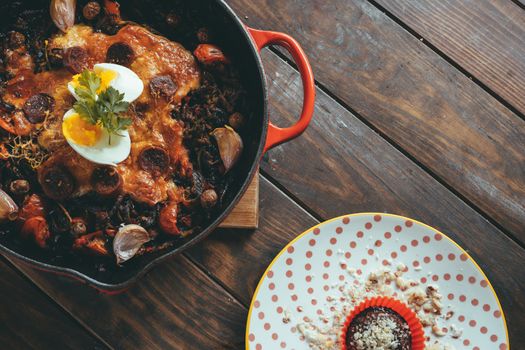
[
  {"x1": 0, "y1": 189, "x2": 18, "y2": 223},
  {"x1": 113, "y1": 224, "x2": 151, "y2": 264},
  {"x1": 50, "y1": 0, "x2": 76, "y2": 32},
  {"x1": 212, "y1": 126, "x2": 243, "y2": 173}
]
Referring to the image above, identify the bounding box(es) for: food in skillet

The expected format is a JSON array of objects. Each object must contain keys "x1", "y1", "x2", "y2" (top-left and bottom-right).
[{"x1": 0, "y1": 0, "x2": 248, "y2": 270}]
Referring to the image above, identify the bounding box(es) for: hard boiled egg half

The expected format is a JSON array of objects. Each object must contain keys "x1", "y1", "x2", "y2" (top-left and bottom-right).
[{"x1": 63, "y1": 63, "x2": 144, "y2": 165}]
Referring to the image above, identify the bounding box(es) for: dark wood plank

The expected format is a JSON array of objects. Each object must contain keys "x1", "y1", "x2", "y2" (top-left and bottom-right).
[
  {"x1": 0, "y1": 259, "x2": 107, "y2": 350},
  {"x1": 225, "y1": 0, "x2": 525, "y2": 242},
  {"x1": 10, "y1": 256, "x2": 245, "y2": 349},
  {"x1": 187, "y1": 52, "x2": 525, "y2": 345},
  {"x1": 4, "y1": 2, "x2": 525, "y2": 348},
  {"x1": 374, "y1": 0, "x2": 525, "y2": 115}
]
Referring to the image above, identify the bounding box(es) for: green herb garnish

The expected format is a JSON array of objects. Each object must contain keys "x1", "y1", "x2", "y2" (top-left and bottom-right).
[{"x1": 73, "y1": 70, "x2": 131, "y2": 144}]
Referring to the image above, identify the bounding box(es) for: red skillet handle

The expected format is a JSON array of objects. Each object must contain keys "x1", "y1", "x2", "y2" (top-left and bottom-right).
[{"x1": 247, "y1": 27, "x2": 315, "y2": 152}]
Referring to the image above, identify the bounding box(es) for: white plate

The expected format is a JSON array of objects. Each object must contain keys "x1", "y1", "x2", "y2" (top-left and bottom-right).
[{"x1": 246, "y1": 213, "x2": 508, "y2": 350}]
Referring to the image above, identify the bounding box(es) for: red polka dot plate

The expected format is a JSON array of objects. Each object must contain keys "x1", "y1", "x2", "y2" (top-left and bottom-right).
[{"x1": 246, "y1": 213, "x2": 508, "y2": 350}]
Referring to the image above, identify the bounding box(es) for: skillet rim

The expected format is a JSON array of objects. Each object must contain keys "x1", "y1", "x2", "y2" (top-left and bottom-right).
[{"x1": 0, "y1": 0, "x2": 269, "y2": 291}]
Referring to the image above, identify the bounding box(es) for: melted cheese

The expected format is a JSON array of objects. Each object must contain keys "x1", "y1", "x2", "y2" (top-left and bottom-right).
[{"x1": 11, "y1": 24, "x2": 202, "y2": 204}]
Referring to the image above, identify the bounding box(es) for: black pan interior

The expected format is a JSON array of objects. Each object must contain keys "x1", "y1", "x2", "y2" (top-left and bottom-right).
[{"x1": 0, "y1": 0, "x2": 266, "y2": 287}]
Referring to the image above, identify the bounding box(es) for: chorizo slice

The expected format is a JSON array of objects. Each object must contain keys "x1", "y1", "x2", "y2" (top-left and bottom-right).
[
  {"x1": 40, "y1": 166, "x2": 76, "y2": 201},
  {"x1": 18, "y1": 194, "x2": 46, "y2": 222},
  {"x1": 193, "y1": 44, "x2": 229, "y2": 65},
  {"x1": 20, "y1": 216, "x2": 50, "y2": 248},
  {"x1": 138, "y1": 146, "x2": 170, "y2": 177},
  {"x1": 91, "y1": 166, "x2": 122, "y2": 196},
  {"x1": 106, "y1": 42, "x2": 135, "y2": 67},
  {"x1": 23, "y1": 93, "x2": 55, "y2": 123},
  {"x1": 63, "y1": 46, "x2": 89, "y2": 74},
  {"x1": 159, "y1": 202, "x2": 179, "y2": 235},
  {"x1": 149, "y1": 75, "x2": 177, "y2": 100}
]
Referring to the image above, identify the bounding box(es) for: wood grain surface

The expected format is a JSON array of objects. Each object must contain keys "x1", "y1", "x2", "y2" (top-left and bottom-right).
[
  {"x1": 226, "y1": 0, "x2": 525, "y2": 242},
  {"x1": 0, "y1": 258, "x2": 107, "y2": 349},
  {"x1": 219, "y1": 172, "x2": 259, "y2": 229},
  {"x1": 374, "y1": 0, "x2": 525, "y2": 116},
  {"x1": 12, "y1": 256, "x2": 245, "y2": 349},
  {"x1": 189, "y1": 51, "x2": 525, "y2": 345},
  {"x1": 1, "y1": 0, "x2": 524, "y2": 349}
]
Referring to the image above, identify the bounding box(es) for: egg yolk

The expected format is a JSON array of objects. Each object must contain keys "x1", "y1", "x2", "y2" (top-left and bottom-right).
[
  {"x1": 70, "y1": 69, "x2": 118, "y2": 94},
  {"x1": 62, "y1": 113, "x2": 102, "y2": 146}
]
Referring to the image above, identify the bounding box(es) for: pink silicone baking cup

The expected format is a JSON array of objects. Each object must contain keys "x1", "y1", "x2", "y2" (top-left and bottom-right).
[{"x1": 340, "y1": 296, "x2": 425, "y2": 350}]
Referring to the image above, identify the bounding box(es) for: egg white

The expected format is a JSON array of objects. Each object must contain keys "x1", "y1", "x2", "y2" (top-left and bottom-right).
[
  {"x1": 67, "y1": 63, "x2": 144, "y2": 102},
  {"x1": 63, "y1": 108, "x2": 131, "y2": 165}
]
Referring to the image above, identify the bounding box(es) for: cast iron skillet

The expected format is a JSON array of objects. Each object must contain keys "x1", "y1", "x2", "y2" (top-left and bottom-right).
[{"x1": 0, "y1": 0, "x2": 315, "y2": 293}]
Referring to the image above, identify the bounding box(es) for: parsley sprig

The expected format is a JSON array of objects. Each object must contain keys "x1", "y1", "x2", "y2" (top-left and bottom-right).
[{"x1": 73, "y1": 70, "x2": 132, "y2": 144}]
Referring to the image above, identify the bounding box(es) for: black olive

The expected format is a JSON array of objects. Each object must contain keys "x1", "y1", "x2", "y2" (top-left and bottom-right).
[
  {"x1": 149, "y1": 75, "x2": 178, "y2": 100},
  {"x1": 138, "y1": 146, "x2": 170, "y2": 176},
  {"x1": 106, "y1": 42, "x2": 135, "y2": 67},
  {"x1": 91, "y1": 166, "x2": 122, "y2": 197},
  {"x1": 83, "y1": 1, "x2": 101, "y2": 20},
  {"x1": 23, "y1": 93, "x2": 55, "y2": 123},
  {"x1": 40, "y1": 167, "x2": 76, "y2": 201},
  {"x1": 63, "y1": 46, "x2": 88, "y2": 74}
]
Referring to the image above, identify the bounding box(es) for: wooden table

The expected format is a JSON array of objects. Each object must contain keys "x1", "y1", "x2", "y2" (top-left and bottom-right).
[{"x1": 2, "y1": 0, "x2": 524, "y2": 348}]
